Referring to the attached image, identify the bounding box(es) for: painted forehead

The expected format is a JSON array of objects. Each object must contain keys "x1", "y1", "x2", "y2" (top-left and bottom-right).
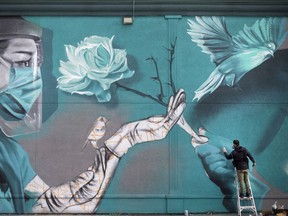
[{"x1": 0, "y1": 17, "x2": 42, "y2": 40}]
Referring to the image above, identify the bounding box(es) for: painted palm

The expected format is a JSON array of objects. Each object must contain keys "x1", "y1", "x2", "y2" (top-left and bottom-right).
[{"x1": 187, "y1": 16, "x2": 288, "y2": 101}]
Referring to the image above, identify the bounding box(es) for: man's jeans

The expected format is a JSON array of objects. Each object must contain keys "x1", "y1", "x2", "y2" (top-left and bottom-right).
[{"x1": 237, "y1": 169, "x2": 251, "y2": 196}]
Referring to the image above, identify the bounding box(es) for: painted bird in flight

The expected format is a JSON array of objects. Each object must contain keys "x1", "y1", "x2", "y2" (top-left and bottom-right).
[{"x1": 187, "y1": 16, "x2": 288, "y2": 101}]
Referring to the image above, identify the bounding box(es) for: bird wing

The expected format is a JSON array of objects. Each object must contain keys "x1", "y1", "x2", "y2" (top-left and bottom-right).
[
  {"x1": 232, "y1": 17, "x2": 288, "y2": 50},
  {"x1": 187, "y1": 17, "x2": 288, "y2": 65},
  {"x1": 188, "y1": 16, "x2": 288, "y2": 101},
  {"x1": 187, "y1": 16, "x2": 236, "y2": 66}
]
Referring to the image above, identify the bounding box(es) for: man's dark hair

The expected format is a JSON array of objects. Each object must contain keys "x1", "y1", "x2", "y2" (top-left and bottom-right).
[{"x1": 233, "y1": 139, "x2": 240, "y2": 146}]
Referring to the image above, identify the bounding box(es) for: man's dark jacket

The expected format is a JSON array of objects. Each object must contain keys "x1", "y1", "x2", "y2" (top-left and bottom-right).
[{"x1": 224, "y1": 146, "x2": 255, "y2": 170}]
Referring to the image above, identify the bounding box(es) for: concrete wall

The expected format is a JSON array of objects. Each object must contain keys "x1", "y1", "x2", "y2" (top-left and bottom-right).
[{"x1": 0, "y1": 15, "x2": 287, "y2": 213}]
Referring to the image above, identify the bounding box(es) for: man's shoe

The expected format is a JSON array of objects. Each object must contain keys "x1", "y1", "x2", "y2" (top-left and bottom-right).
[
  {"x1": 240, "y1": 193, "x2": 244, "y2": 198},
  {"x1": 246, "y1": 193, "x2": 251, "y2": 198}
]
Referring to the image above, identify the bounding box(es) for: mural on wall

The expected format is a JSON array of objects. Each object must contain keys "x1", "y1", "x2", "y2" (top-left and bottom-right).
[{"x1": 0, "y1": 15, "x2": 287, "y2": 214}]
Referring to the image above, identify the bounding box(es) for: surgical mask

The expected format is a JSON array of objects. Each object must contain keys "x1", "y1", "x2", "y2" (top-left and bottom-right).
[{"x1": 0, "y1": 60, "x2": 42, "y2": 137}]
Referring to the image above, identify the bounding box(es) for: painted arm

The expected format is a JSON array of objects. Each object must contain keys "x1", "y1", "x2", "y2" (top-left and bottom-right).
[
  {"x1": 30, "y1": 147, "x2": 119, "y2": 213},
  {"x1": 30, "y1": 89, "x2": 186, "y2": 213}
]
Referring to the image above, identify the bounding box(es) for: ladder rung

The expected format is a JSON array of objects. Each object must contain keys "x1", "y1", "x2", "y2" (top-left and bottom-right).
[
  {"x1": 240, "y1": 197, "x2": 253, "y2": 200},
  {"x1": 240, "y1": 206, "x2": 257, "y2": 210}
]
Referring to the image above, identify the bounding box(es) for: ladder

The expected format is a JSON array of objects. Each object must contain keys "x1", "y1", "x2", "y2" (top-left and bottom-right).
[{"x1": 234, "y1": 168, "x2": 258, "y2": 216}]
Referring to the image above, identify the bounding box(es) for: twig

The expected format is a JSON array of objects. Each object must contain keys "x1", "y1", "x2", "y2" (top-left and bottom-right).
[
  {"x1": 147, "y1": 57, "x2": 164, "y2": 101},
  {"x1": 116, "y1": 83, "x2": 167, "y2": 107},
  {"x1": 167, "y1": 37, "x2": 177, "y2": 95}
]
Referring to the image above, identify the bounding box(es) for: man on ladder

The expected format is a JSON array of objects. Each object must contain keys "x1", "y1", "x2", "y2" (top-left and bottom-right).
[{"x1": 223, "y1": 140, "x2": 257, "y2": 216}]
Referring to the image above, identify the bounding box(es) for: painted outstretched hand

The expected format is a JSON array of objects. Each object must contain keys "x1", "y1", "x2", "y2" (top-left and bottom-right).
[
  {"x1": 105, "y1": 89, "x2": 187, "y2": 157},
  {"x1": 192, "y1": 129, "x2": 236, "y2": 210},
  {"x1": 142, "y1": 88, "x2": 187, "y2": 140}
]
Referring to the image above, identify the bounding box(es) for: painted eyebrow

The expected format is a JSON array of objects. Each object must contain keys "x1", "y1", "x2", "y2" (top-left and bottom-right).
[{"x1": 13, "y1": 51, "x2": 34, "y2": 55}]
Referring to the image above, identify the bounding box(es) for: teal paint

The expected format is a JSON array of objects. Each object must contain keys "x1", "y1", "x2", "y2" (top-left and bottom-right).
[{"x1": 0, "y1": 15, "x2": 287, "y2": 213}]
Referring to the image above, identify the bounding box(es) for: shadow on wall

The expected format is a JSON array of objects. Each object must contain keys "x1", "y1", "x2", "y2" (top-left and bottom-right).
[{"x1": 41, "y1": 28, "x2": 58, "y2": 122}]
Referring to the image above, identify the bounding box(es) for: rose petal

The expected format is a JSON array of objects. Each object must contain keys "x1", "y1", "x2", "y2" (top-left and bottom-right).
[
  {"x1": 57, "y1": 76, "x2": 91, "y2": 92},
  {"x1": 65, "y1": 45, "x2": 77, "y2": 62},
  {"x1": 95, "y1": 89, "x2": 111, "y2": 102},
  {"x1": 59, "y1": 60, "x2": 86, "y2": 77}
]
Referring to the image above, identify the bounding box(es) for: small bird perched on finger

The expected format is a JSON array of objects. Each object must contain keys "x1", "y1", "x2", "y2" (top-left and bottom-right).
[{"x1": 81, "y1": 116, "x2": 109, "y2": 151}]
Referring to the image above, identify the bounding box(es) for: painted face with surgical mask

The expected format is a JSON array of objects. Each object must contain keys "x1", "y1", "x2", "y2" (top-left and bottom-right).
[{"x1": 0, "y1": 19, "x2": 43, "y2": 137}]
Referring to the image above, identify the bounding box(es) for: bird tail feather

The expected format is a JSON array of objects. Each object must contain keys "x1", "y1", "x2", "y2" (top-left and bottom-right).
[{"x1": 193, "y1": 71, "x2": 225, "y2": 101}]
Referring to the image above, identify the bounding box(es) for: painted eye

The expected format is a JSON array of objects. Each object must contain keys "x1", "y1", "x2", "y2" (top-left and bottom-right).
[
  {"x1": 267, "y1": 42, "x2": 275, "y2": 50},
  {"x1": 13, "y1": 60, "x2": 31, "y2": 68}
]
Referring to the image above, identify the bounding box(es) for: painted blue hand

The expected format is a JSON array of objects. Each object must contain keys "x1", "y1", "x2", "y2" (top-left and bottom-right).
[
  {"x1": 194, "y1": 128, "x2": 269, "y2": 211},
  {"x1": 194, "y1": 130, "x2": 236, "y2": 211}
]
